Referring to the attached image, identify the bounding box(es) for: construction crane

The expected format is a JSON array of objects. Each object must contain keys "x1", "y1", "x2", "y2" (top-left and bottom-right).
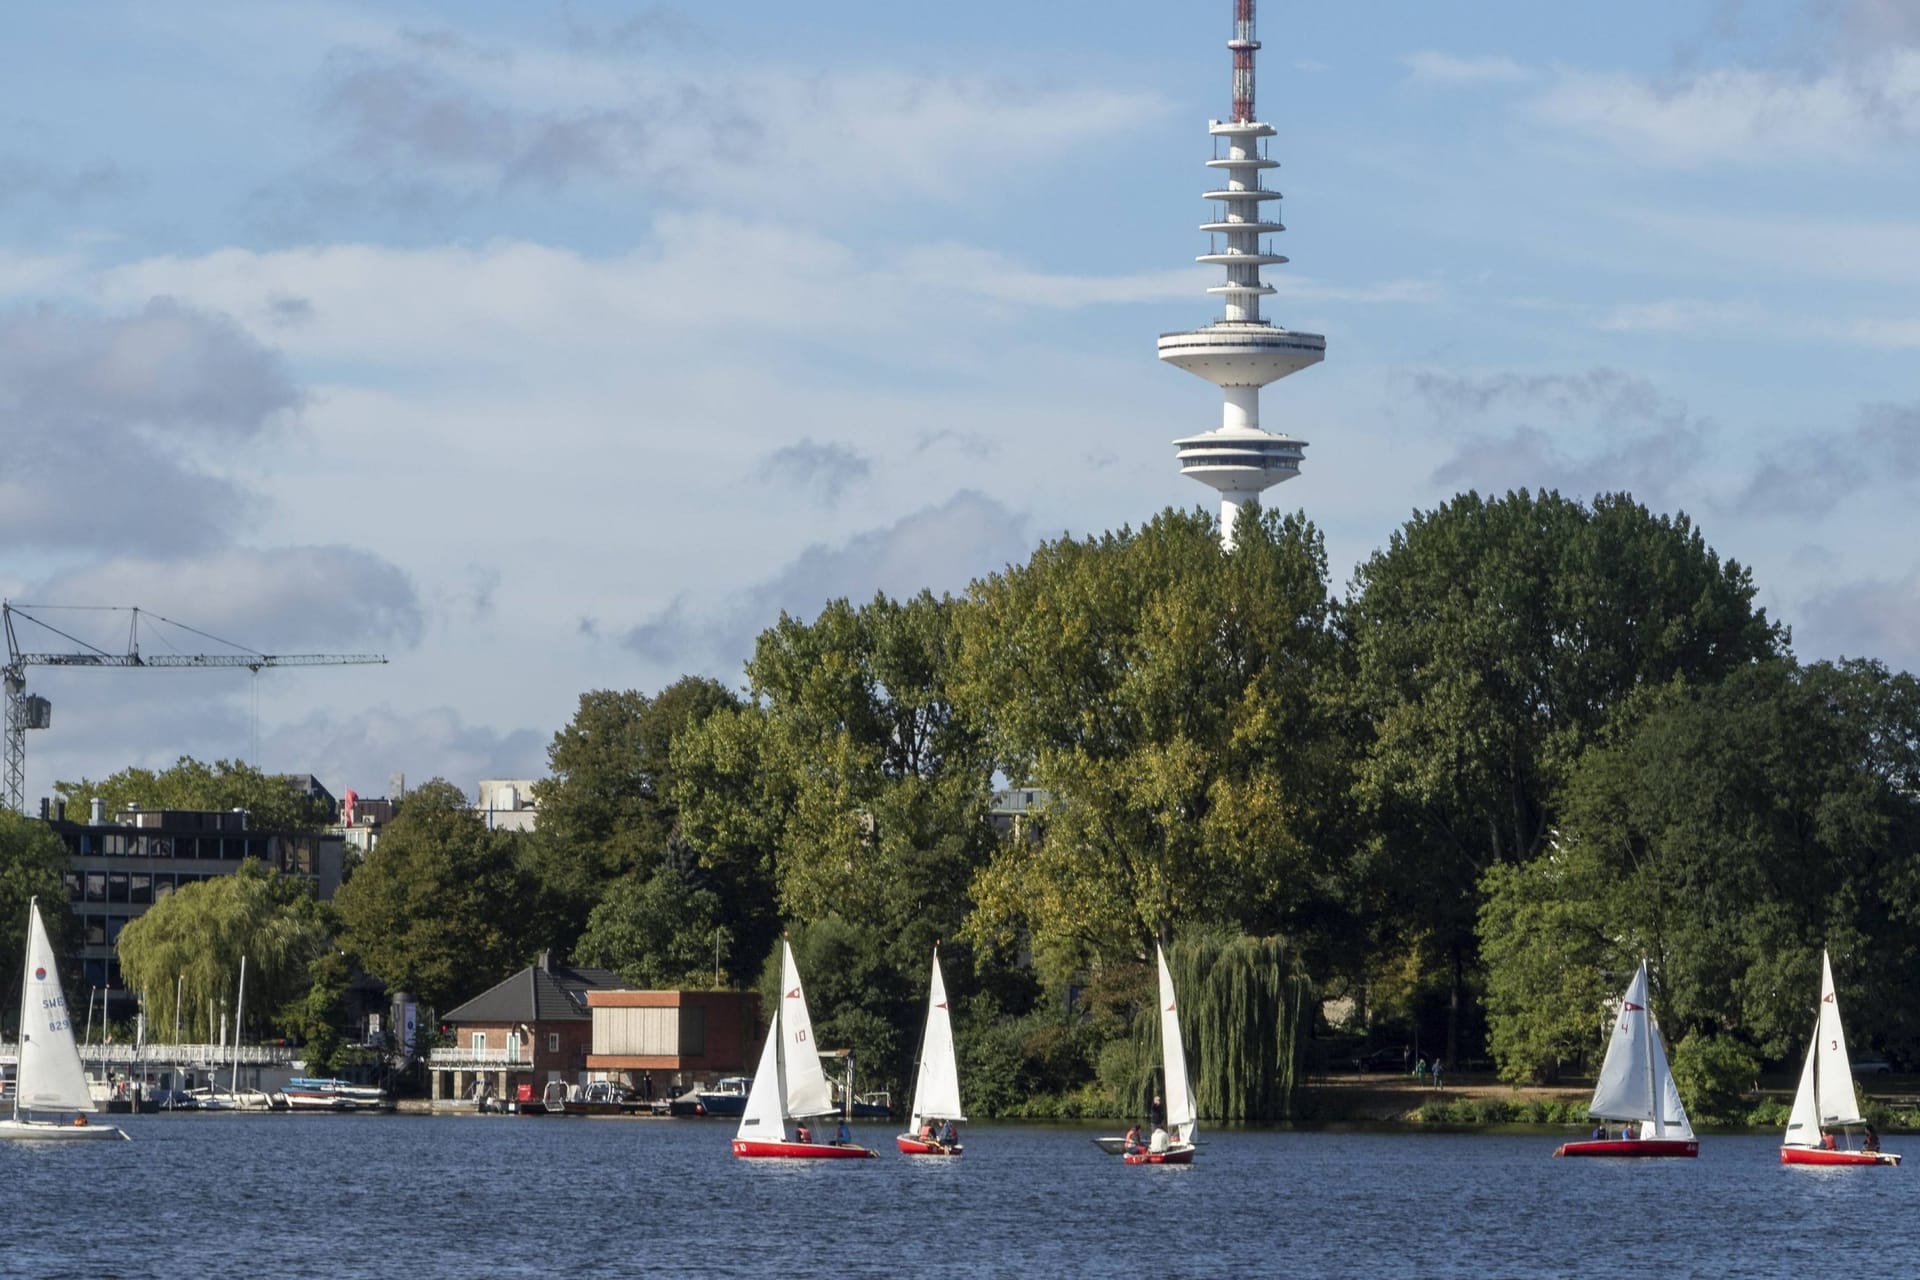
[{"x1": 3, "y1": 601, "x2": 387, "y2": 814}]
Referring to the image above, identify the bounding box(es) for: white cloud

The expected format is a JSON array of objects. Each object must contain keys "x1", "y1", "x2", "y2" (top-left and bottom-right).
[
  {"x1": 1532, "y1": 51, "x2": 1920, "y2": 166},
  {"x1": 1401, "y1": 52, "x2": 1530, "y2": 86}
]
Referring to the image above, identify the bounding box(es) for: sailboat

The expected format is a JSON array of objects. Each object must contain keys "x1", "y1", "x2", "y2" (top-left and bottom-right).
[
  {"x1": 731, "y1": 937, "x2": 877, "y2": 1159},
  {"x1": 897, "y1": 943, "x2": 965, "y2": 1155},
  {"x1": 1553, "y1": 960, "x2": 1696, "y2": 1158},
  {"x1": 1123, "y1": 944, "x2": 1197, "y2": 1166},
  {"x1": 1781, "y1": 950, "x2": 1899, "y2": 1167},
  {"x1": 0, "y1": 898, "x2": 127, "y2": 1141}
]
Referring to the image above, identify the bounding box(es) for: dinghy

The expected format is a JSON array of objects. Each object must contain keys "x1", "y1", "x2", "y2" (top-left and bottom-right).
[
  {"x1": 0, "y1": 898, "x2": 127, "y2": 1141},
  {"x1": 1553, "y1": 960, "x2": 1696, "y2": 1158},
  {"x1": 897, "y1": 944, "x2": 965, "y2": 1155},
  {"x1": 1780, "y1": 950, "x2": 1899, "y2": 1167},
  {"x1": 731, "y1": 938, "x2": 876, "y2": 1159}
]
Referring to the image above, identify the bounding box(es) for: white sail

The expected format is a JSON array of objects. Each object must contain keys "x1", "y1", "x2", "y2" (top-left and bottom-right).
[
  {"x1": 1588, "y1": 962, "x2": 1656, "y2": 1122},
  {"x1": 1784, "y1": 1033, "x2": 1823, "y2": 1148},
  {"x1": 16, "y1": 899, "x2": 97, "y2": 1115},
  {"x1": 907, "y1": 946, "x2": 965, "y2": 1130},
  {"x1": 736, "y1": 1009, "x2": 787, "y2": 1141},
  {"x1": 1644, "y1": 1012, "x2": 1694, "y2": 1140},
  {"x1": 1814, "y1": 951, "x2": 1862, "y2": 1126},
  {"x1": 1156, "y1": 945, "x2": 1197, "y2": 1143},
  {"x1": 778, "y1": 940, "x2": 835, "y2": 1119}
]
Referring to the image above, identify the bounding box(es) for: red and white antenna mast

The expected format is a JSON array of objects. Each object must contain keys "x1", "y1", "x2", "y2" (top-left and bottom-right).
[{"x1": 1230, "y1": 0, "x2": 1258, "y2": 123}]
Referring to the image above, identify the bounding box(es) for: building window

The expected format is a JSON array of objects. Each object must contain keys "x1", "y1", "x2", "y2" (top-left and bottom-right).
[
  {"x1": 548, "y1": 1032, "x2": 559, "y2": 1054},
  {"x1": 471, "y1": 1032, "x2": 486, "y2": 1055}
]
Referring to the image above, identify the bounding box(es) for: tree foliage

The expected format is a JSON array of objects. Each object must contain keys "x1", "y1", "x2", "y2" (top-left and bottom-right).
[
  {"x1": 527, "y1": 678, "x2": 740, "y2": 954},
  {"x1": 55, "y1": 757, "x2": 332, "y2": 831},
  {"x1": 1344, "y1": 489, "x2": 1785, "y2": 1060},
  {"x1": 0, "y1": 811, "x2": 73, "y2": 1019},
  {"x1": 116, "y1": 860, "x2": 331, "y2": 1041},
  {"x1": 332, "y1": 778, "x2": 536, "y2": 1010},
  {"x1": 948, "y1": 507, "x2": 1346, "y2": 978}
]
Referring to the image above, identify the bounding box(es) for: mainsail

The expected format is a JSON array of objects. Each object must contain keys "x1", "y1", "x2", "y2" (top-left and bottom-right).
[
  {"x1": 1157, "y1": 945, "x2": 1197, "y2": 1143},
  {"x1": 1814, "y1": 951, "x2": 1861, "y2": 1126},
  {"x1": 907, "y1": 946, "x2": 964, "y2": 1131},
  {"x1": 15, "y1": 898, "x2": 97, "y2": 1116},
  {"x1": 1588, "y1": 962, "x2": 1657, "y2": 1123}
]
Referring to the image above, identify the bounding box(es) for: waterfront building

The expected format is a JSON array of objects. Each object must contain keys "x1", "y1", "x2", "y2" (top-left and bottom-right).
[
  {"x1": 427, "y1": 952, "x2": 623, "y2": 1106},
  {"x1": 584, "y1": 989, "x2": 760, "y2": 1098}
]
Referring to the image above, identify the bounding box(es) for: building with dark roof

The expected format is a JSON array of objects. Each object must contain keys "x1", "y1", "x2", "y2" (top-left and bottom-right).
[{"x1": 427, "y1": 951, "x2": 623, "y2": 1106}]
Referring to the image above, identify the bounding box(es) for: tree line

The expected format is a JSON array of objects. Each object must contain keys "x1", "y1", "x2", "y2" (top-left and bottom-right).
[{"x1": 20, "y1": 489, "x2": 1919, "y2": 1119}]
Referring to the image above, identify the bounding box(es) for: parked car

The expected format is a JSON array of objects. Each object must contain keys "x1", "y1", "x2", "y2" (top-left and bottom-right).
[
  {"x1": 1353, "y1": 1048, "x2": 1408, "y2": 1073},
  {"x1": 1852, "y1": 1057, "x2": 1893, "y2": 1076}
]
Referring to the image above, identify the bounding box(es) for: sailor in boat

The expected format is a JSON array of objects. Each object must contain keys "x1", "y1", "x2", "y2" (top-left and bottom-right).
[
  {"x1": 833, "y1": 1119, "x2": 851, "y2": 1145},
  {"x1": 1149, "y1": 1125, "x2": 1170, "y2": 1154},
  {"x1": 940, "y1": 1119, "x2": 958, "y2": 1146},
  {"x1": 1866, "y1": 1125, "x2": 1881, "y2": 1153},
  {"x1": 918, "y1": 1118, "x2": 936, "y2": 1143}
]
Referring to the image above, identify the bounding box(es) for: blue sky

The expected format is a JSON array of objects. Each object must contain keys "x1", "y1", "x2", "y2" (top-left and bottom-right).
[{"x1": 4, "y1": 1, "x2": 1918, "y2": 806}]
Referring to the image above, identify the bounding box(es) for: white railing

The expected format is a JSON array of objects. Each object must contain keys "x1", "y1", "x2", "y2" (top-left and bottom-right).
[
  {"x1": 0, "y1": 1042, "x2": 301, "y2": 1066},
  {"x1": 427, "y1": 1046, "x2": 528, "y2": 1069}
]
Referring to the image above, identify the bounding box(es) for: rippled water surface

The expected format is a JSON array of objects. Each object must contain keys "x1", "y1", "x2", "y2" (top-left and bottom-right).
[{"x1": 6, "y1": 1115, "x2": 1915, "y2": 1278}]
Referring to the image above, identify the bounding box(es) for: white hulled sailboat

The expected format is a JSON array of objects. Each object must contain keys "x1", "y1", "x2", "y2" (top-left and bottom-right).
[
  {"x1": 1553, "y1": 960, "x2": 1696, "y2": 1158},
  {"x1": 1, "y1": 899, "x2": 126, "y2": 1141},
  {"x1": 897, "y1": 944, "x2": 965, "y2": 1155},
  {"x1": 731, "y1": 937, "x2": 876, "y2": 1159},
  {"x1": 1781, "y1": 950, "x2": 1899, "y2": 1167}
]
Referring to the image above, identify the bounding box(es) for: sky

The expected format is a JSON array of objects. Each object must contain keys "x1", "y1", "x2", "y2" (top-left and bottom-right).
[{"x1": 3, "y1": 0, "x2": 1919, "y2": 809}]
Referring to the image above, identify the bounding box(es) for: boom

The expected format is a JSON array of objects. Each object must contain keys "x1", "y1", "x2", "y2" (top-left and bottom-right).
[{"x1": 3, "y1": 602, "x2": 386, "y2": 813}]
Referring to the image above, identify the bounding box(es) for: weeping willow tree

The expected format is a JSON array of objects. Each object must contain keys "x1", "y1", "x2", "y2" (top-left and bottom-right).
[
  {"x1": 116, "y1": 861, "x2": 331, "y2": 1042},
  {"x1": 1146, "y1": 933, "x2": 1310, "y2": 1123}
]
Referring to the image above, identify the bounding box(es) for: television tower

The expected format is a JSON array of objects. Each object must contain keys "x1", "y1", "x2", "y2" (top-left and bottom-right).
[{"x1": 1158, "y1": 0, "x2": 1324, "y2": 549}]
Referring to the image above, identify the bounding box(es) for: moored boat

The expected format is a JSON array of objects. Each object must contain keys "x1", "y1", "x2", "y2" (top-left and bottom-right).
[
  {"x1": 1121, "y1": 944, "x2": 1197, "y2": 1166},
  {"x1": 730, "y1": 938, "x2": 877, "y2": 1159},
  {"x1": 1780, "y1": 951, "x2": 1899, "y2": 1168},
  {"x1": 896, "y1": 944, "x2": 965, "y2": 1156},
  {"x1": 696, "y1": 1077, "x2": 753, "y2": 1117},
  {"x1": 1553, "y1": 960, "x2": 1697, "y2": 1159}
]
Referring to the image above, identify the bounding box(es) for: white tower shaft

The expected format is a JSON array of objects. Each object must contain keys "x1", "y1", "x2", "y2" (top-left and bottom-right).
[{"x1": 1158, "y1": 0, "x2": 1325, "y2": 549}]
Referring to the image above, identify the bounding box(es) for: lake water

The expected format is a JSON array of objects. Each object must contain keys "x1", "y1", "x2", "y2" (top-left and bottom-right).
[{"x1": 6, "y1": 1115, "x2": 1914, "y2": 1278}]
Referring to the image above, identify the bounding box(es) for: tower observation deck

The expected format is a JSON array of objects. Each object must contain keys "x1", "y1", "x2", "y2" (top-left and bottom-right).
[{"x1": 1158, "y1": 0, "x2": 1324, "y2": 548}]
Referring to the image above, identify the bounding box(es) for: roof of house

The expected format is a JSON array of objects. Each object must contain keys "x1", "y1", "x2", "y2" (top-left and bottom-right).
[{"x1": 442, "y1": 954, "x2": 623, "y2": 1024}]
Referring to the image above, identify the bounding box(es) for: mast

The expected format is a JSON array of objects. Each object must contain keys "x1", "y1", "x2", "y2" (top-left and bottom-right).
[
  {"x1": 230, "y1": 954, "x2": 247, "y2": 1094},
  {"x1": 1641, "y1": 962, "x2": 1658, "y2": 1134},
  {"x1": 12, "y1": 899, "x2": 30, "y2": 1123}
]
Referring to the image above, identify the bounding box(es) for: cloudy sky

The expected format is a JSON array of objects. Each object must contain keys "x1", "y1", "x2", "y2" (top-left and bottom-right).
[{"x1": 4, "y1": 0, "x2": 1918, "y2": 809}]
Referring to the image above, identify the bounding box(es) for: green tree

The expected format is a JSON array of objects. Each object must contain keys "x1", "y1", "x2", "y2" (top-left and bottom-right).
[
  {"x1": 0, "y1": 812, "x2": 73, "y2": 1020},
  {"x1": 115, "y1": 860, "x2": 331, "y2": 1041},
  {"x1": 1477, "y1": 845, "x2": 1617, "y2": 1083},
  {"x1": 1549, "y1": 658, "x2": 1920, "y2": 1065},
  {"x1": 677, "y1": 591, "x2": 998, "y2": 988},
  {"x1": 56, "y1": 757, "x2": 330, "y2": 831},
  {"x1": 947, "y1": 507, "x2": 1345, "y2": 979},
  {"x1": 1343, "y1": 490, "x2": 1784, "y2": 1063},
  {"x1": 575, "y1": 861, "x2": 725, "y2": 989},
  {"x1": 332, "y1": 778, "x2": 537, "y2": 1010},
  {"x1": 526, "y1": 677, "x2": 740, "y2": 954}
]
